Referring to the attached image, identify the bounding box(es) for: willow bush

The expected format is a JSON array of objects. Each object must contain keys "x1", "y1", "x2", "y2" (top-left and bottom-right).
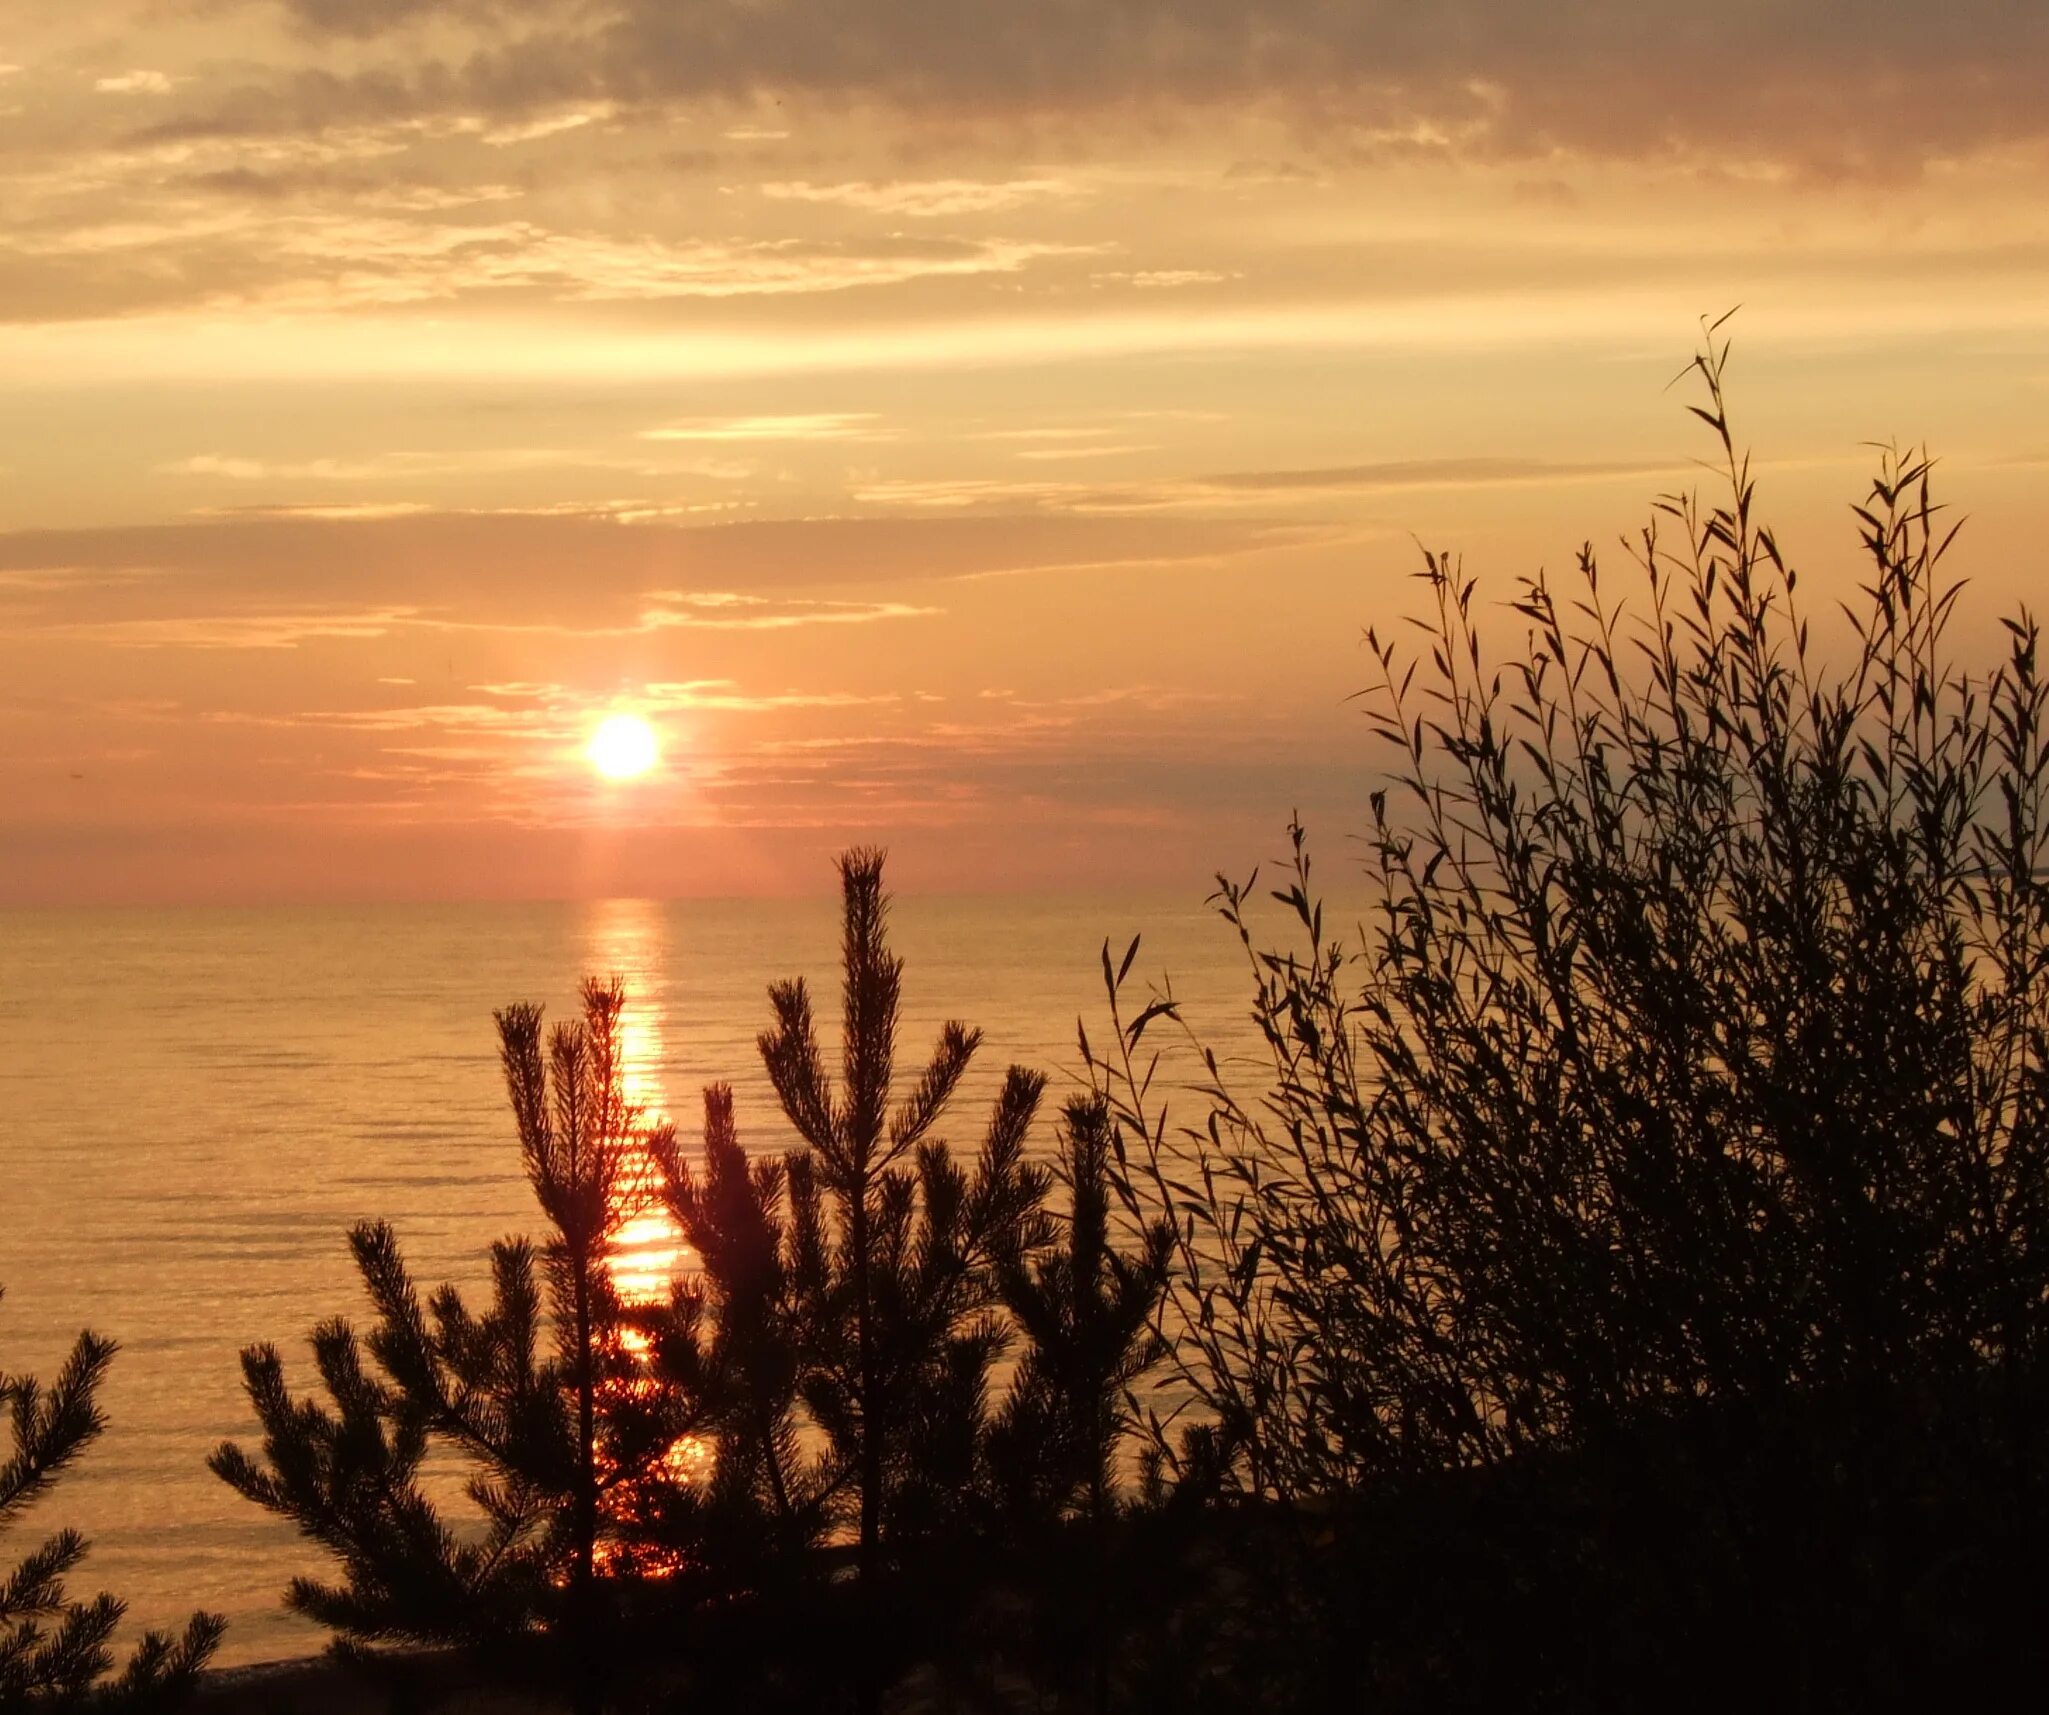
[{"x1": 1093, "y1": 324, "x2": 2049, "y2": 1702}]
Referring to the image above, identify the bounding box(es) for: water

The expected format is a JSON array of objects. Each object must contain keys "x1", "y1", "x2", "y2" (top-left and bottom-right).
[{"x1": 0, "y1": 891, "x2": 1267, "y2": 1666}]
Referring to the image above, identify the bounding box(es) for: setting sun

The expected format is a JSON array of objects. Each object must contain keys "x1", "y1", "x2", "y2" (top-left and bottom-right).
[{"x1": 587, "y1": 713, "x2": 660, "y2": 781}]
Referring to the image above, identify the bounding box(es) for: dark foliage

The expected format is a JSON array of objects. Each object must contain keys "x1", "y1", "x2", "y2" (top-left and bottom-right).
[
  {"x1": 1, "y1": 1290, "x2": 221, "y2": 1712},
  {"x1": 216, "y1": 856, "x2": 1175, "y2": 1712},
  {"x1": 621, "y1": 1079, "x2": 844, "y2": 1607},
  {"x1": 989, "y1": 1092, "x2": 1172, "y2": 1530},
  {"x1": 207, "y1": 330, "x2": 2049, "y2": 1709},
  {"x1": 1092, "y1": 323, "x2": 2049, "y2": 1704},
  {"x1": 755, "y1": 848, "x2": 1057, "y2": 1569},
  {"x1": 210, "y1": 981, "x2": 705, "y2": 1711}
]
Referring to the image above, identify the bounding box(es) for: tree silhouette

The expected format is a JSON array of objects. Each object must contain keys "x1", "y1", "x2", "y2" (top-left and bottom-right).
[
  {"x1": 757, "y1": 849, "x2": 1054, "y2": 1576},
  {"x1": 989, "y1": 1092, "x2": 1172, "y2": 1531},
  {"x1": 641, "y1": 1082, "x2": 830, "y2": 1583},
  {"x1": 982, "y1": 1093, "x2": 1172, "y2": 1715},
  {"x1": 752, "y1": 850, "x2": 1054, "y2": 1711},
  {"x1": 216, "y1": 856, "x2": 1181, "y2": 1710},
  {"x1": 2, "y1": 1290, "x2": 221, "y2": 1711},
  {"x1": 211, "y1": 981, "x2": 701, "y2": 1712}
]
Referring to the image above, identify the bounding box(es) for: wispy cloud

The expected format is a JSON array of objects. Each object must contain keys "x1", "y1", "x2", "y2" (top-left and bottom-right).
[
  {"x1": 0, "y1": 513, "x2": 1294, "y2": 628},
  {"x1": 1196, "y1": 456, "x2": 1680, "y2": 492},
  {"x1": 1015, "y1": 443, "x2": 1159, "y2": 462},
  {"x1": 51, "y1": 607, "x2": 417, "y2": 650},
  {"x1": 638, "y1": 412, "x2": 884, "y2": 442},
  {"x1": 853, "y1": 455, "x2": 1685, "y2": 511},
  {"x1": 0, "y1": 203, "x2": 1099, "y2": 320},
  {"x1": 970, "y1": 427, "x2": 1116, "y2": 443},
  {"x1": 94, "y1": 69, "x2": 176, "y2": 95},
  {"x1": 760, "y1": 178, "x2": 1085, "y2": 216},
  {"x1": 190, "y1": 501, "x2": 437, "y2": 520},
  {"x1": 638, "y1": 593, "x2": 937, "y2": 632},
  {"x1": 160, "y1": 448, "x2": 694, "y2": 482},
  {"x1": 475, "y1": 105, "x2": 615, "y2": 146},
  {"x1": 501, "y1": 232, "x2": 1093, "y2": 302},
  {"x1": 1091, "y1": 269, "x2": 1235, "y2": 289},
  {"x1": 848, "y1": 477, "x2": 1179, "y2": 511},
  {"x1": 641, "y1": 678, "x2": 902, "y2": 711}
]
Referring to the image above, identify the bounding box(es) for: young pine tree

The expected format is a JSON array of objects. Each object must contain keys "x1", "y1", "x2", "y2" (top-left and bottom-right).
[
  {"x1": 757, "y1": 850, "x2": 1053, "y2": 1575},
  {"x1": 988, "y1": 1093, "x2": 1173, "y2": 1532},
  {"x1": 2, "y1": 1290, "x2": 222, "y2": 1711},
  {"x1": 639, "y1": 1083, "x2": 830, "y2": 1584},
  {"x1": 982, "y1": 1094, "x2": 1174, "y2": 1715},
  {"x1": 212, "y1": 981, "x2": 703, "y2": 1709}
]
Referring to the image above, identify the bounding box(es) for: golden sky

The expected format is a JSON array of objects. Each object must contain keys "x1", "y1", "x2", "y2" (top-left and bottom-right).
[{"x1": 3, "y1": 0, "x2": 2047, "y2": 902}]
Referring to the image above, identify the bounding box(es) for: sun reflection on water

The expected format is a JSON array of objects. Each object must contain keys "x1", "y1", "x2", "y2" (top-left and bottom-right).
[
  {"x1": 581, "y1": 900, "x2": 710, "y2": 1502},
  {"x1": 583, "y1": 898, "x2": 690, "y2": 1307}
]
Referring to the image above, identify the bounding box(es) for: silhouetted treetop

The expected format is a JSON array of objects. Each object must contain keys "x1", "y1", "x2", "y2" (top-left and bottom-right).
[{"x1": 2, "y1": 1289, "x2": 221, "y2": 1711}]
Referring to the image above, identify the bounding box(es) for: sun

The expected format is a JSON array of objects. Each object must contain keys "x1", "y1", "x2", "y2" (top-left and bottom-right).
[{"x1": 587, "y1": 713, "x2": 660, "y2": 781}]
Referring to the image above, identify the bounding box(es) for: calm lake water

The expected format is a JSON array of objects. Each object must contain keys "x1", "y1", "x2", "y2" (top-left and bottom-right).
[{"x1": 0, "y1": 892, "x2": 1273, "y2": 1666}]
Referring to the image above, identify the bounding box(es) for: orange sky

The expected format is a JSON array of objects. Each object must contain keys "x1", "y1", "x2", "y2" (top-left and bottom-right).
[{"x1": 3, "y1": 1, "x2": 2047, "y2": 903}]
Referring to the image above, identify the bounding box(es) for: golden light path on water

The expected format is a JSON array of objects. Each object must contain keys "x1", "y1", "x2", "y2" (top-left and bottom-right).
[
  {"x1": 582, "y1": 899, "x2": 710, "y2": 1488},
  {"x1": 583, "y1": 897, "x2": 686, "y2": 1303}
]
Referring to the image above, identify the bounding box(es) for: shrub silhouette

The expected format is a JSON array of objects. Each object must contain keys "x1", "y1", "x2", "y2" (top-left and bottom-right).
[
  {"x1": 1094, "y1": 321, "x2": 2049, "y2": 1703},
  {"x1": 1, "y1": 1288, "x2": 222, "y2": 1710}
]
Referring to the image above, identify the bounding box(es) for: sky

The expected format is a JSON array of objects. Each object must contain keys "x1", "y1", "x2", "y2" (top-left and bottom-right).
[{"x1": 2, "y1": 0, "x2": 2047, "y2": 904}]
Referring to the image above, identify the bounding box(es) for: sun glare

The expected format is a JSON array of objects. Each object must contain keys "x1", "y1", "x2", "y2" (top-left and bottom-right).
[{"x1": 587, "y1": 713, "x2": 660, "y2": 781}]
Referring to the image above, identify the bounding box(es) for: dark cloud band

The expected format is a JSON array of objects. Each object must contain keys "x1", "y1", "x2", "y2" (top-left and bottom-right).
[{"x1": 247, "y1": 0, "x2": 2049, "y2": 169}]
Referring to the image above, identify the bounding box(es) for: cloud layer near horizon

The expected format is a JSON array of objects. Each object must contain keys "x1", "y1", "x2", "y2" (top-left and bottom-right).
[{"x1": 3, "y1": 0, "x2": 2048, "y2": 902}]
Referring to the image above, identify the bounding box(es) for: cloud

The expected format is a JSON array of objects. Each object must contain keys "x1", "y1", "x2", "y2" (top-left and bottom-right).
[
  {"x1": 1015, "y1": 443, "x2": 1158, "y2": 462},
  {"x1": 225, "y1": 0, "x2": 2049, "y2": 171},
  {"x1": 637, "y1": 594, "x2": 935, "y2": 632},
  {"x1": 167, "y1": 165, "x2": 520, "y2": 207},
  {"x1": 371, "y1": 183, "x2": 525, "y2": 211},
  {"x1": 638, "y1": 412, "x2": 883, "y2": 442},
  {"x1": 640, "y1": 678, "x2": 903, "y2": 711},
  {"x1": 970, "y1": 427, "x2": 1117, "y2": 443},
  {"x1": 1091, "y1": 270, "x2": 1235, "y2": 289},
  {"x1": 485, "y1": 231, "x2": 1091, "y2": 302},
  {"x1": 193, "y1": 501, "x2": 439, "y2": 520},
  {"x1": 760, "y1": 178, "x2": 1085, "y2": 217},
  {"x1": 0, "y1": 510, "x2": 1301, "y2": 641},
  {"x1": 53, "y1": 607, "x2": 417, "y2": 650},
  {"x1": 159, "y1": 448, "x2": 699, "y2": 482},
  {"x1": 847, "y1": 477, "x2": 1181, "y2": 511},
  {"x1": 297, "y1": 676, "x2": 901, "y2": 738},
  {"x1": 846, "y1": 455, "x2": 1681, "y2": 513},
  {"x1": 1196, "y1": 456, "x2": 1681, "y2": 493},
  {"x1": 270, "y1": 224, "x2": 1091, "y2": 306},
  {"x1": 0, "y1": 198, "x2": 1096, "y2": 322},
  {"x1": 279, "y1": 0, "x2": 459, "y2": 35},
  {"x1": 94, "y1": 70, "x2": 175, "y2": 95},
  {"x1": 475, "y1": 105, "x2": 615, "y2": 146}
]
